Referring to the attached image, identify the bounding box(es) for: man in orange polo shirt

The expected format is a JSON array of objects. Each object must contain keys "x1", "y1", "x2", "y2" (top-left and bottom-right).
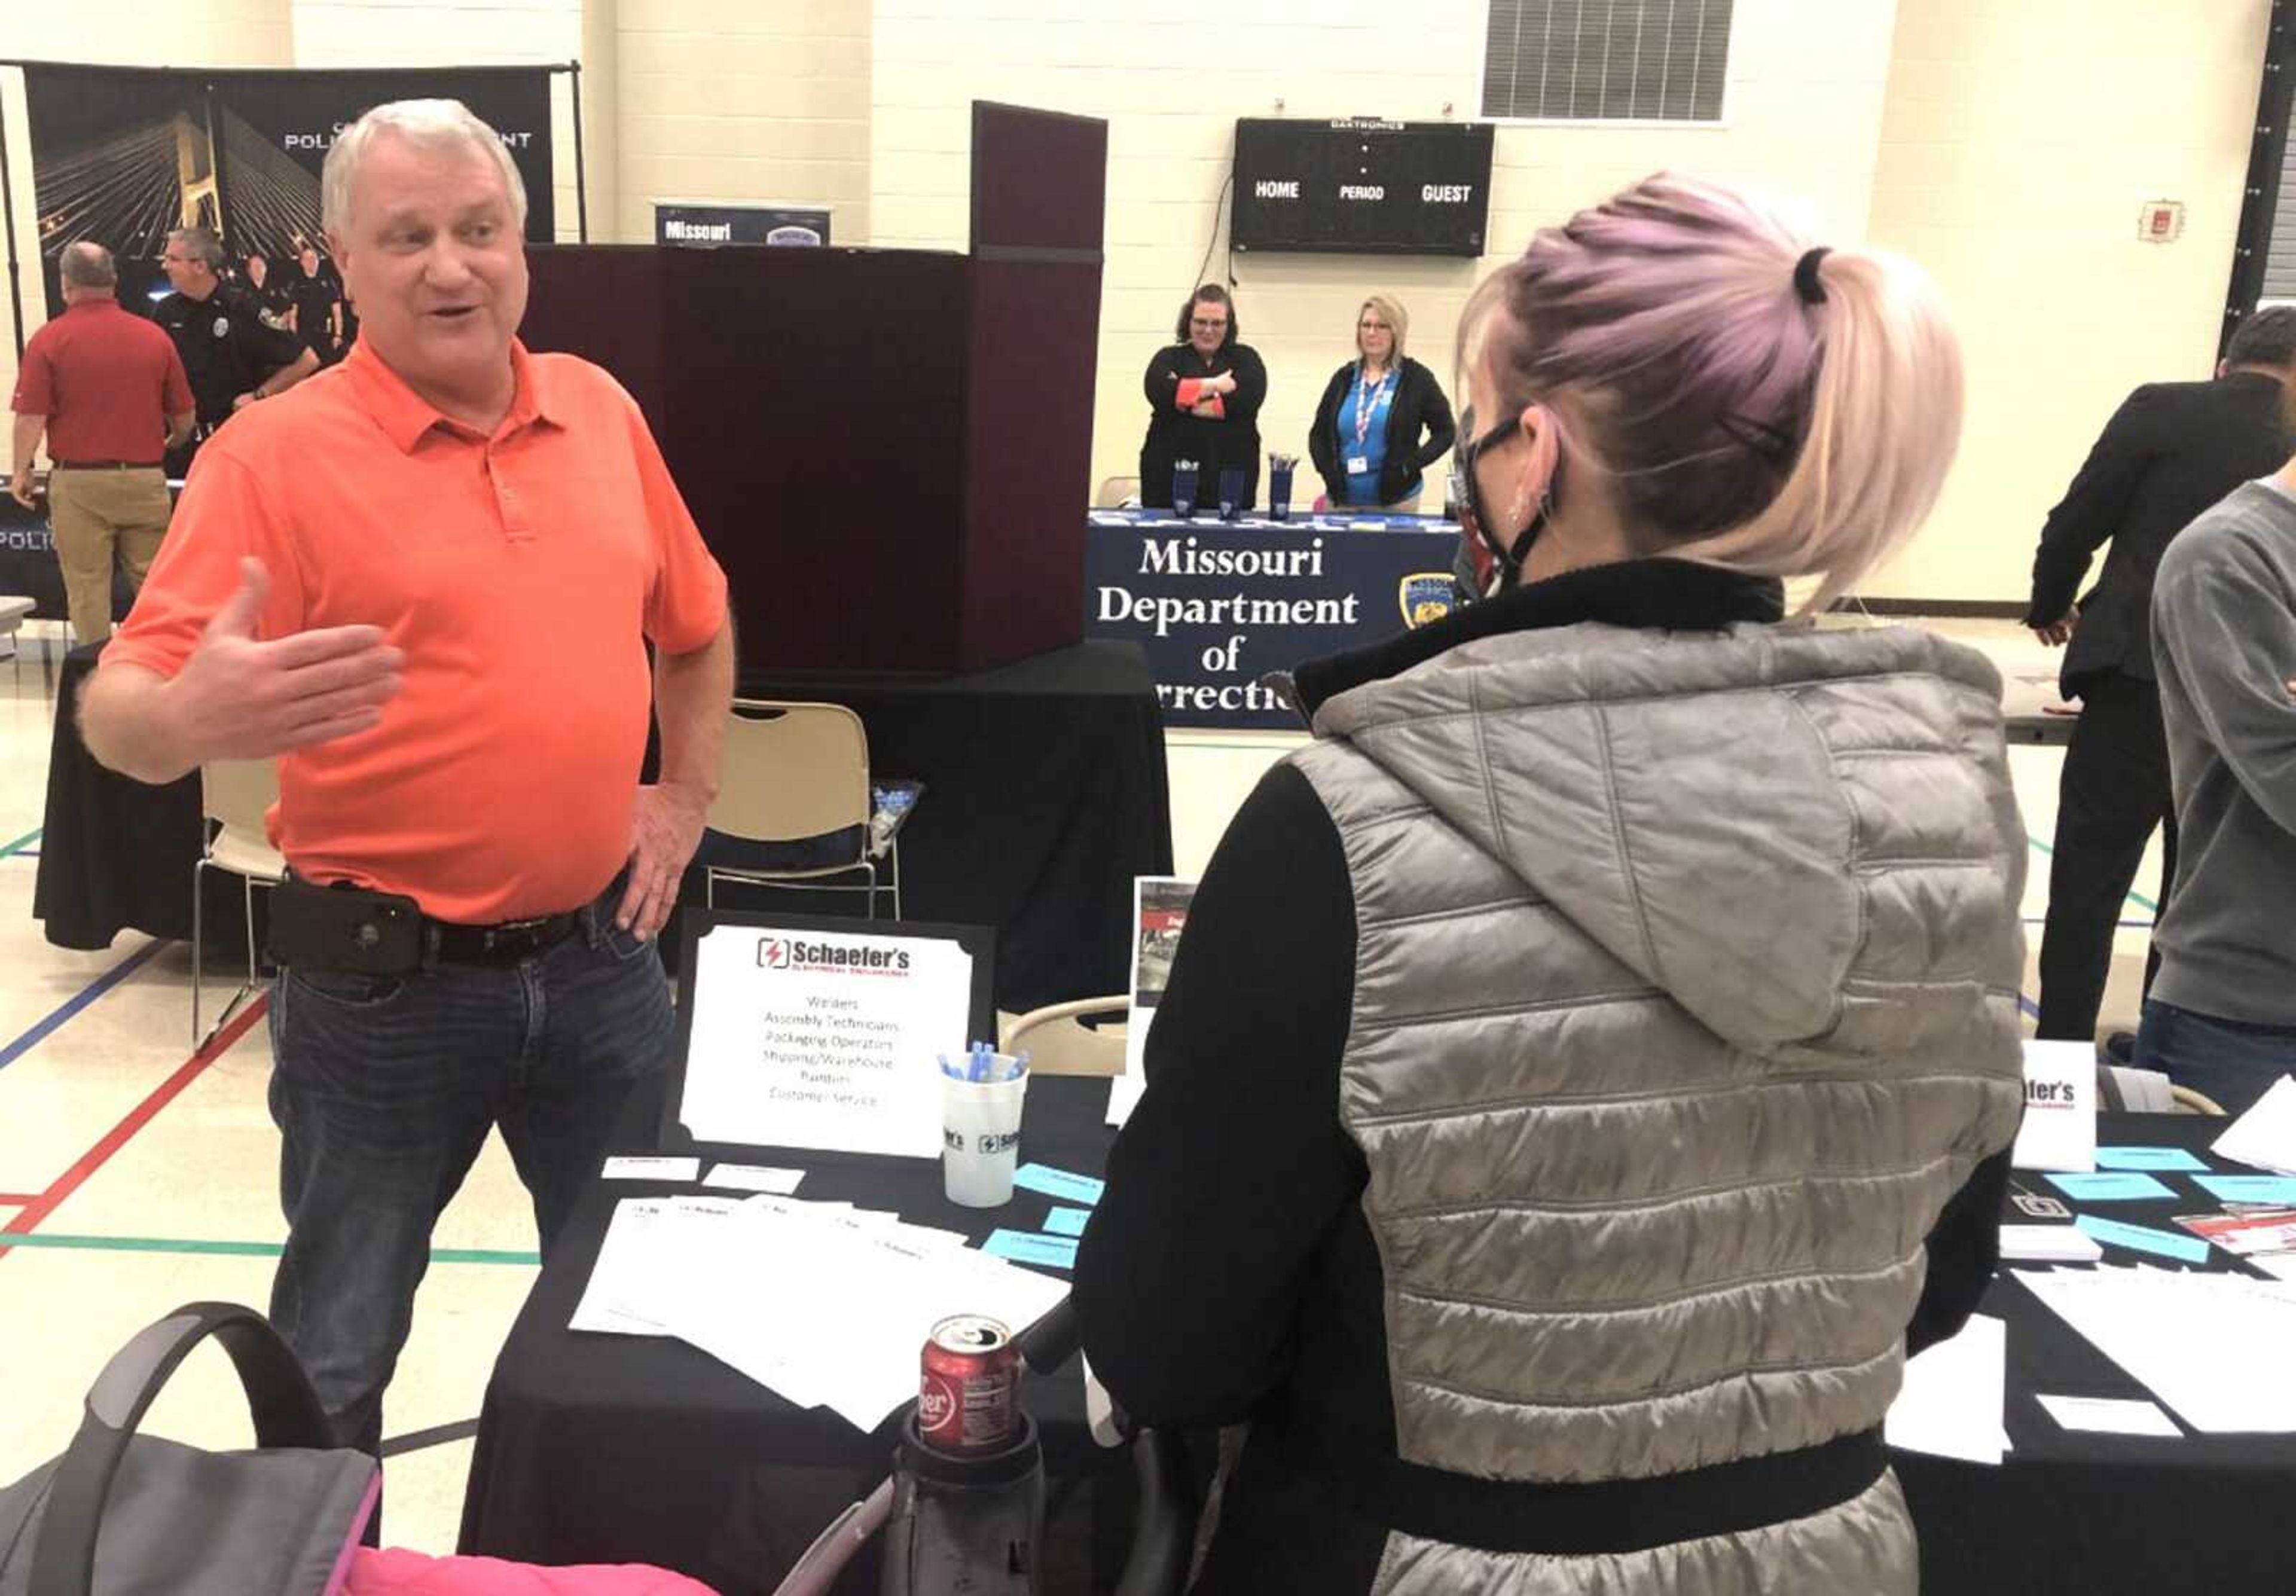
[
  {"x1": 80, "y1": 99, "x2": 735, "y2": 1459},
  {"x1": 9, "y1": 241, "x2": 196, "y2": 643}
]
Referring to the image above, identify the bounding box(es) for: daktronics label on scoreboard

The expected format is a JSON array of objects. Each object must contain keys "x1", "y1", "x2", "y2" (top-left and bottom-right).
[{"x1": 1232, "y1": 118, "x2": 1495, "y2": 258}]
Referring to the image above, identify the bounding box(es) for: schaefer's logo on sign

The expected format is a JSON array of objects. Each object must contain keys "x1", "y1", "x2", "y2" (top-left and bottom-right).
[
  {"x1": 756, "y1": 936, "x2": 913, "y2": 975},
  {"x1": 1399, "y1": 573, "x2": 1455, "y2": 629}
]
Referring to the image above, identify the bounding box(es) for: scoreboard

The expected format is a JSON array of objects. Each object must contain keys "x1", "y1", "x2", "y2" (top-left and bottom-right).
[{"x1": 1231, "y1": 118, "x2": 1495, "y2": 258}]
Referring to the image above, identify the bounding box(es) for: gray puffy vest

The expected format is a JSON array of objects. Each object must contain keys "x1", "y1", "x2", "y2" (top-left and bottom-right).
[{"x1": 1290, "y1": 619, "x2": 2028, "y2": 1594}]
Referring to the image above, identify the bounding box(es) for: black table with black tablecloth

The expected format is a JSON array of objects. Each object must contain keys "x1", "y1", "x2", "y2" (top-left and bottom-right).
[
  {"x1": 463, "y1": 1096, "x2": 2294, "y2": 1596},
  {"x1": 35, "y1": 639, "x2": 1172, "y2": 1012},
  {"x1": 33, "y1": 640, "x2": 258, "y2": 952},
  {"x1": 459, "y1": 1072, "x2": 1129, "y2": 1595},
  {"x1": 734, "y1": 642, "x2": 1171, "y2": 1009},
  {"x1": 1894, "y1": 1112, "x2": 2293, "y2": 1594}
]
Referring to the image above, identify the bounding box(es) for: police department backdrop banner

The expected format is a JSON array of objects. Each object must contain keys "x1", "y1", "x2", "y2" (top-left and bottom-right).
[{"x1": 20, "y1": 63, "x2": 557, "y2": 318}]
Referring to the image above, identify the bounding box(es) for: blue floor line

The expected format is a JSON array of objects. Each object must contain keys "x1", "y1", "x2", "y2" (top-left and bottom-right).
[
  {"x1": 0, "y1": 941, "x2": 165, "y2": 1075},
  {"x1": 2018, "y1": 994, "x2": 2039, "y2": 1021},
  {"x1": 0, "y1": 828, "x2": 39, "y2": 859}
]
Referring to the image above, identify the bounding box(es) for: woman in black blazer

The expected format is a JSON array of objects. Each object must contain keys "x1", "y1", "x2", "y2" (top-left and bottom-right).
[
  {"x1": 1140, "y1": 284, "x2": 1268, "y2": 511},
  {"x1": 1308, "y1": 295, "x2": 1457, "y2": 511}
]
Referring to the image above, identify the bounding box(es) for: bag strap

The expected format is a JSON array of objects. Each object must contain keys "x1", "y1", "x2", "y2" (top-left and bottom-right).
[{"x1": 30, "y1": 1301, "x2": 340, "y2": 1596}]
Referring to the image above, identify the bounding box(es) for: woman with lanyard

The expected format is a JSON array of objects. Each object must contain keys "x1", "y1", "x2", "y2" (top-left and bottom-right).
[{"x1": 1308, "y1": 294, "x2": 1457, "y2": 512}]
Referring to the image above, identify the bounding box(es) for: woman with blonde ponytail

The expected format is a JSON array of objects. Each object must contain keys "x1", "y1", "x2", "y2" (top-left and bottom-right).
[{"x1": 1077, "y1": 172, "x2": 2026, "y2": 1595}]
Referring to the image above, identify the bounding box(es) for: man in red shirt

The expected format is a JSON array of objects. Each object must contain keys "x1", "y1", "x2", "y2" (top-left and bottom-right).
[
  {"x1": 8, "y1": 242, "x2": 195, "y2": 643},
  {"x1": 81, "y1": 99, "x2": 735, "y2": 1463}
]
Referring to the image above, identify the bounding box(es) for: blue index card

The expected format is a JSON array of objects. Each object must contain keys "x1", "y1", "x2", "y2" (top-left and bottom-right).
[
  {"x1": 2074, "y1": 1215, "x2": 2210, "y2": 1265},
  {"x1": 2095, "y1": 1147, "x2": 2209, "y2": 1173},
  {"x1": 1041, "y1": 1207, "x2": 1092, "y2": 1238},
  {"x1": 1013, "y1": 1164, "x2": 1105, "y2": 1206},
  {"x1": 2194, "y1": 1174, "x2": 2296, "y2": 1205},
  {"x1": 984, "y1": 1231, "x2": 1079, "y2": 1271},
  {"x1": 2045, "y1": 1172, "x2": 2176, "y2": 1202}
]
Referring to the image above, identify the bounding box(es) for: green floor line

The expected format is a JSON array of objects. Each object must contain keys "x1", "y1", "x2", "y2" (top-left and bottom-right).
[
  {"x1": 0, "y1": 828, "x2": 40, "y2": 860},
  {"x1": 0, "y1": 1232, "x2": 539, "y2": 1266},
  {"x1": 2026, "y1": 835, "x2": 2160, "y2": 916}
]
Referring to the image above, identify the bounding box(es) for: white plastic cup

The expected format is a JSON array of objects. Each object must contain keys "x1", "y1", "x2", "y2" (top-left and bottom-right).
[{"x1": 942, "y1": 1063, "x2": 1028, "y2": 1207}]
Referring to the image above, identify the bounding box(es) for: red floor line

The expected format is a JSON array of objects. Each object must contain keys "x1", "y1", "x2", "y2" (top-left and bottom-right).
[
  {"x1": 0, "y1": 1196, "x2": 37, "y2": 1206},
  {"x1": 0, "y1": 996, "x2": 270, "y2": 1249}
]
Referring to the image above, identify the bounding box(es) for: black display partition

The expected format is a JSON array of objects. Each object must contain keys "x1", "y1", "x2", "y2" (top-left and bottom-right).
[
  {"x1": 519, "y1": 100, "x2": 1107, "y2": 676},
  {"x1": 658, "y1": 909, "x2": 998, "y2": 1165}
]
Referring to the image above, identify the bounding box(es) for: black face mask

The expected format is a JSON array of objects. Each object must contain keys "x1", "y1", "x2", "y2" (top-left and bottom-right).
[{"x1": 1452, "y1": 413, "x2": 1555, "y2": 601}]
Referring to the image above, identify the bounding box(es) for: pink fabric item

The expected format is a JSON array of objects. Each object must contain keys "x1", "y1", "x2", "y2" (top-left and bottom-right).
[{"x1": 346, "y1": 1548, "x2": 719, "y2": 1595}]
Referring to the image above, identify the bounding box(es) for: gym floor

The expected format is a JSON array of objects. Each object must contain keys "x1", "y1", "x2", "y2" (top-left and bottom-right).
[{"x1": 0, "y1": 615, "x2": 2159, "y2": 1558}]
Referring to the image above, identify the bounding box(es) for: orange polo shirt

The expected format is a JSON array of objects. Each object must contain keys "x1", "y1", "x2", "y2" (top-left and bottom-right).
[{"x1": 108, "y1": 337, "x2": 729, "y2": 923}]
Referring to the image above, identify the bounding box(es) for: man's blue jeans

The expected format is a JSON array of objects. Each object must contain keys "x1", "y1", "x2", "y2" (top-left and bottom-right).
[
  {"x1": 2133, "y1": 998, "x2": 2296, "y2": 1117},
  {"x1": 265, "y1": 881, "x2": 673, "y2": 1454}
]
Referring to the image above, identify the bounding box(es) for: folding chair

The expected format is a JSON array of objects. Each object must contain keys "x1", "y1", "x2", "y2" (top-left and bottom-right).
[
  {"x1": 193, "y1": 759, "x2": 285, "y2": 1044},
  {"x1": 704, "y1": 700, "x2": 912, "y2": 921}
]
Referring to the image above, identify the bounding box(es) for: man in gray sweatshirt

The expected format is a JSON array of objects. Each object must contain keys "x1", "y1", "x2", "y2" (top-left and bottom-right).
[{"x1": 2138, "y1": 465, "x2": 2296, "y2": 1112}]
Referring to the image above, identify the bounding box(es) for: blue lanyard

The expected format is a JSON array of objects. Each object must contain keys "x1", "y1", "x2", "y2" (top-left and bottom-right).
[{"x1": 1352, "y1": 367, "x2": 1394, "y2": 450}]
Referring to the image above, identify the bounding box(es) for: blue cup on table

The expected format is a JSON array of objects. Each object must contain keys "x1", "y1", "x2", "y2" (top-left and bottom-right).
[
  {"x1": 1171, "y1": 460, "x2": 1198, "y2": 520},
  {"x1": 1268, "y1": 454, "x2": 1297, "y2": 521},
  {"x1": 1218, "y1": 467, "x2": 1247, "y2": 522}
]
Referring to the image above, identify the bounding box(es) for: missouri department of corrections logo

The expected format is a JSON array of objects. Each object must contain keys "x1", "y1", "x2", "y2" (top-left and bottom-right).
[{"x1": 1399, "y1": 573, "x2": 1455, "y2": 629}]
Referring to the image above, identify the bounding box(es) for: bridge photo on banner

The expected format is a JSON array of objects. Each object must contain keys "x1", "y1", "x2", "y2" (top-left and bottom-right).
[{"x1": 3, "y1": 59, "x2": 570, "y2": 352}]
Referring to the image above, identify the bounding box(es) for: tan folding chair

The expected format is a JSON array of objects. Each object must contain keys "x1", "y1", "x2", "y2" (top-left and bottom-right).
[
  {"x1": 1000, "y1": 996, "x2": 1128, "y2": 1078},
  {"x1": 2169, "y1": 1084, "x2": 2227, "y2": 1116},
  {"x1": 706, "y1": 700, "x2": 902, "y2": 920},
  {"x1": 193, "y1": 758, "x2": 286, "y2": 1043},
  {"x1": 1094, "y1": 475, "x2": 1141, "y2": 508}
]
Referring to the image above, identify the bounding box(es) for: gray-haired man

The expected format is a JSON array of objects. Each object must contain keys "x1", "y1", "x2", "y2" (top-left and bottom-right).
[
  {"x1": 152, "y1": 225, "x2": 317, "y2": 472},
  {"x1": 8, "y1": 242, "x2": 196, "y2": 642}
]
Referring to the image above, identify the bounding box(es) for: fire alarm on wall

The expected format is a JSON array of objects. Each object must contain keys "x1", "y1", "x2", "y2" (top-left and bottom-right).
[{"x1": 2139, "y1": 201, "x2": 2186, "y2": 243}]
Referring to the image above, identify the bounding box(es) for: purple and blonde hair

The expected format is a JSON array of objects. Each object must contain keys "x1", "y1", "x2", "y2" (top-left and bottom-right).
[{"x1": 1464, "y1": 173, "x2": 1964, "y2": 611}]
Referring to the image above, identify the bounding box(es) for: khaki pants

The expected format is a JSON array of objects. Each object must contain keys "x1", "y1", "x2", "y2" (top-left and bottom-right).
[{"x1": 47, "y1": 468, "x2": 170, "y2": 645}]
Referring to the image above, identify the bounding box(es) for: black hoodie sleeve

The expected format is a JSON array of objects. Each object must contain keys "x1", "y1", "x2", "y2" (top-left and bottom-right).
[
  {"x1": 1411, "y1": 362, "x2": 1458, "y2": 474},
  {"x1": 1308, "y1": 365, "x2": 1349, "y2": 498},
  {"x1": 1075, "y1": 762, "x2": 1364, "y2": 1429},
  {"x1": 1904, "y1": 1147, "x2": 2011, "y2": 1356}
]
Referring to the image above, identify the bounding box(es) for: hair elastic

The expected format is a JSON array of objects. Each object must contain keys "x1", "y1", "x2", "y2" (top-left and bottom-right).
[{"x1": 1793, "y1": 248, "x2": 1832, "y2": 307}]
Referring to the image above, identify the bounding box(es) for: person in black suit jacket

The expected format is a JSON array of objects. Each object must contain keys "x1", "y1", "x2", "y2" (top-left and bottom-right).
[
  {"x1": 1308, "y1": 295, "x2": 1457, "y2": 510},
  {"x1": 2024, "y1": 306, "x2": 2296, "y2": 1045}
]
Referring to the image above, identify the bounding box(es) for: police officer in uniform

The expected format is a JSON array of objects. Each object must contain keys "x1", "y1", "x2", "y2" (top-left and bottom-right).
[
  {"x1": 286, "y1": 240, "x2": 349, "y2": 365},
  {"x1": 241, "y1": 252, "x2": 294, "y2": 329},
  {"x1": 154, "y1": 226, "x2": 318, "y2": 474}
]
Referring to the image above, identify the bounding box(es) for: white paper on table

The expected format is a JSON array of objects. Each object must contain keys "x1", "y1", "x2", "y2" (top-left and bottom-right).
[
  {"x1": 2011, "y1": 1041, "x2": 2097, "y2": 1173},
  {"x1": 601, "y1": 1155, "x2": 700, "y2": 1182},
  {"x1": 2000, "y1": 1224, "x2": 2103, "y2": 1264},
  {"x1": 2036, "y1": 1394, "x2": 2181, "y2": 1438},
  {"x1": 2014, "y1": 1267, "x2": 2296, "y2": 1433},
  {"x1": 1885, "y1": 1314, "x2": 2009, "y2": 1464},
  {"x1": 631, "y1": 1194, "x2": 1070, "y2": 1432},
  {"x1": 675, "y1": 924, "x2": 973, "y2": 1159},
  {"x1": 1107, "y1": 1073, "x2": 1146, "y2": 1129},
  {"x1": 2212, "y1": 1074, "x2": 2296, "y2": 1176},
  {"x1": 569, "y1": 1195, "x2": 745, "y2": 1336},
  {"x1": 701, "y1": 1163, "x2": 806, "y2": 1194},
  {"x1": 2255, "y1": 1254, "x2": 2296, "y2": 1284}
]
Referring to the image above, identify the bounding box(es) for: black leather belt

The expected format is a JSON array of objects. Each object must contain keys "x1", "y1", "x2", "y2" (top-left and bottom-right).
[
  {"x1": 427, "y1": 912, "x2": 582, "y2": 966},
  {"x1": 50, "y1": 460, "x2": 162, "y2": 471}
]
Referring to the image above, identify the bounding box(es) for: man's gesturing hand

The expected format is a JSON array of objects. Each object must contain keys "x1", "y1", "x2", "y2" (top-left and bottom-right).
[
  {"x1": 166, "y1": 557, "x2": 403, "y2": 762},
  {"x1": 618, "y1": 780, "x2": 710, "y2": 942}
]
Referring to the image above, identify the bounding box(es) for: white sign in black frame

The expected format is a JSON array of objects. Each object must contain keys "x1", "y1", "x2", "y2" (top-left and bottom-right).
[{"x1": 660, "y1": 910, "x2": 999, "y2": 1164}]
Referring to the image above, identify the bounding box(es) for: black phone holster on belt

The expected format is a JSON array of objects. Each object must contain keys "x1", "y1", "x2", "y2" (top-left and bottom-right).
[{"x1": 265, "y1": 877, "x2": 425, "y2": 977}]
